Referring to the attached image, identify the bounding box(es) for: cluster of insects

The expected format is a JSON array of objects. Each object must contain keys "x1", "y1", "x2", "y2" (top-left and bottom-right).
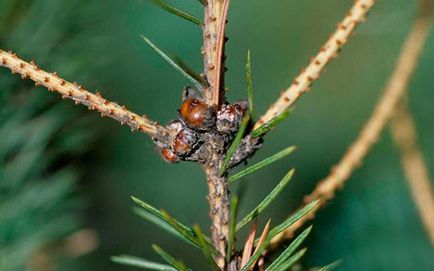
[{"x1": 159, "y1": 87, "x2": 254, "y2": 165}]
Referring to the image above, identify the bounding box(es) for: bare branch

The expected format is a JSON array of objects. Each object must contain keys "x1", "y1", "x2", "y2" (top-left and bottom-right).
[
  {"x1": 269, "y1": 5, "x2": 432, "y2": 247},
  {"x1": 254, "y1": 0, "x2": 376, "y2": 130},
  {"x1": 0, "y1": 49, "x2": 171, "y2": 145},
  {"x1": 391, "y1": 102, "x2": 434, "y2": 246}
]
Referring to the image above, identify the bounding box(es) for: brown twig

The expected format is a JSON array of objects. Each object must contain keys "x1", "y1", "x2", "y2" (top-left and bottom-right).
[
  {"x1": 202, "y1": 0, "x2": 230, "y2": 107},
  {"x1": 205, "y1": 163, "x2": 230, "y2": 269},
  {"x1": 269, "y1": 3, "x2": 432, "y2": 247},
  {"x1": 201, "y1": 1, "x2": 232, "y2": 268},
  {"x1": 0, "y1": 49, "x2": 172, "y2": 145},
  {"x1": 391, "y1": 102, "x2": 434, "y2": 246},
  {"x1": 254, "y1": 0, "x2": 376, "y2": 129}
]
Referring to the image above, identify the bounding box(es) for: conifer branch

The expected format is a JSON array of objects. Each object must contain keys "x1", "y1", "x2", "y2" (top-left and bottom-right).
[
  {"x1": 254, "y1": 0, "x2": 376, "y2": 129},
  {"x1": 0, "y1": 49, "x2": 172, "y2": 145},
  {"x1": 268, "y1": 3, "x2": 432, "y2": 247},
  {"x1": 391, "y1": 102, "x2": 434, "y2": 246}
]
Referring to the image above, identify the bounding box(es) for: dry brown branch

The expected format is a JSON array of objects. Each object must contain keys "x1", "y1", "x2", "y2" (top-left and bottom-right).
[
  {"x1": 269, "y1": 4, "x2": 432, "y2": 247},
  {"x1": 0, "y1": 49, "x2": 172, "y2": 145},
  {"x1": 391, "y1": 102, "x2": 434, "y2": 246},
  {"x1": 254, "y1": 0, "x2": 376, "y2": 129}
]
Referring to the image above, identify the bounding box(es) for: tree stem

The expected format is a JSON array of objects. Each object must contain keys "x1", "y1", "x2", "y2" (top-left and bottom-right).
[
  {"x1": 205, "y1": 161, "x2": 230, "y2": 269},
  {"x1": 202, "y1": 0, "x2": 230, "y2": 107},
  {"x1": 202, "y1": 1, "x2": 231, "y2": 269}
]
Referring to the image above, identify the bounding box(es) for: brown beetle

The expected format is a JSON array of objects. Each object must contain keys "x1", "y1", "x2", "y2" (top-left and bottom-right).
[
  {"x1": 216, "y1": 103, "x2": 245, "y2": 134},
  {"x1": 172, "y1": 128, "x2": 198, "y2": 156},
  {"x1": 179, "y1": 98, "x2": 215, "y2": 130},
  {"x1": 161, "y1": 148, "x2": 178, "y2": 163}
]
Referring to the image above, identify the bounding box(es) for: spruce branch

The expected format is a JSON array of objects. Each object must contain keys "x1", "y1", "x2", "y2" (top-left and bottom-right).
[
  {"x1": 254, "y1": 0, "x2": 376, "y2": 130},
  {"x1": 391, "y1": 102, "x2": 434, "y2": 246},
  {"x1": 0, "y1": 49, "x2": 172, "y2": 145},
  {"x1": 269, "y1": 2, "x2": 432, "y2": 247}
]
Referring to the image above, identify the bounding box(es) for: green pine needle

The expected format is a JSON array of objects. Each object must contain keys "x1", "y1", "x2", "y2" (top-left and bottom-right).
[
  {"x1": 229, "y1": 146, "x2": 296, "y2": 183},
  {"x1": 131, "y1": 196, "x2": 215, "y2": 253},
  {"x1": 193, "y1": 225, "x2": 220, "y2": 271},
  {"x1": 149, "y1": 0, "x2": 201, "y2": 25},
  {"x1": 220, "y1": 114, "x2": 251, "y2": 175},
  {"x1": 318, "y1": 260, "x2": 342, "y2": 271},
  {"x1": 131, "y1": 196, "x2": 193, "y2": 235},
  {"x1": 266, "y1": 226, "x2": 312, "y2": 271},
  {"x1": 174, "y1": 56, "x2": 209, "y2": 87},
  {"x1": 152, "y1": 245, "x2": 191, "y2": 271},
  {"x1": 141, "y1": 35, "x2": 205, "y2": 89},
  {"x1": 161, "y1": 210, "x2": 218, "y2": 254},
  {"x1": 278, "y1": 248, "x2": 308, "y2": 271},
  {"x1": 236, "y1": 169, "x2": 295, "y2": 232},
  {"x1": 258, "y1": 200, "x2": 319, "y2": 245},
  {"x1": 251, "y1": 108, "x2": 293, "y2": 138},
  {"x1": 246, "y1": 50, "x2": 254, "y2": 119},
  {"x1": 111, "y1": 255, "x2": 176, "y2": 270},
  {"x1": 226, "y1": 195, "x2": 239, "y2": 262},
  {"x1": 133, "y1": 207, "x2": 192, "y2": 247}
]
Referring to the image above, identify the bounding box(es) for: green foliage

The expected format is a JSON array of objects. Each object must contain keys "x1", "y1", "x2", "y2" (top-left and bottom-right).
[
  {"x1": 260, "y1": 200, "x2": 319, "y2": 245},
  {"x1": 226, "y1": 195, "x2": 239, "y2": 263},
  {"x1": 237, "y1": 202, "x2": 318, "y2": 271},
  {"x1": 236, "y1": 169, "x2": 295, "y2": 231},
  {"x1": 192, "y1": 225, "x2": 220, "y2": 271},
  {"x1": 131, "y1": 196, "x2": 215, "y2": 253},
  {"x1": 141, "y1": 35, "x2": 206, "y2": 90},
  {"x1": 196, "y1": 0, "x2": 207, "y2": 6},
  {"x1": 277, "y1": 248, "x2": 307, "y2": 271},
  {"x1": 220, "y1": 114, "x2": 251, "y2": 174},
  {"x1": 149, "y1": 0, "x2": 201, "y2": 25},
  {"x1": 251, "y1": 109, "x2": 292, "y2": 138},
  {"x1": 246, "y1": 50, "x2": 254, "y2": 119},
  {"x1": 229, "y1": 146, "x2": 296, "y2": 183},
  {"x1": 152, "y1": 244, "x2": 192, "y2": 271},
  {"x1": 0, "y1": 1, "x2": 103, "y2": 270},
  {"x1": 317, "y1": 260, "x2": 342, "y2": 271},
  {"x1": 266, "y1": 226, "x2": 312, "y2": 271},
  {"x1": 174, "y1": 56, "x2": 210, "y2": 87},
  {"x1": 112, "y1": 255, "x2": 177, "y2": 270},
  {"x1": 125, "y1": 195, "x2": 319, "y2": 271}
]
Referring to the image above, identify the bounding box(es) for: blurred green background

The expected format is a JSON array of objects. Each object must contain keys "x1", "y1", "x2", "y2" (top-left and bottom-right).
[{"x1": 1, "y1": 0, "x2": 433, "y2": 270}]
